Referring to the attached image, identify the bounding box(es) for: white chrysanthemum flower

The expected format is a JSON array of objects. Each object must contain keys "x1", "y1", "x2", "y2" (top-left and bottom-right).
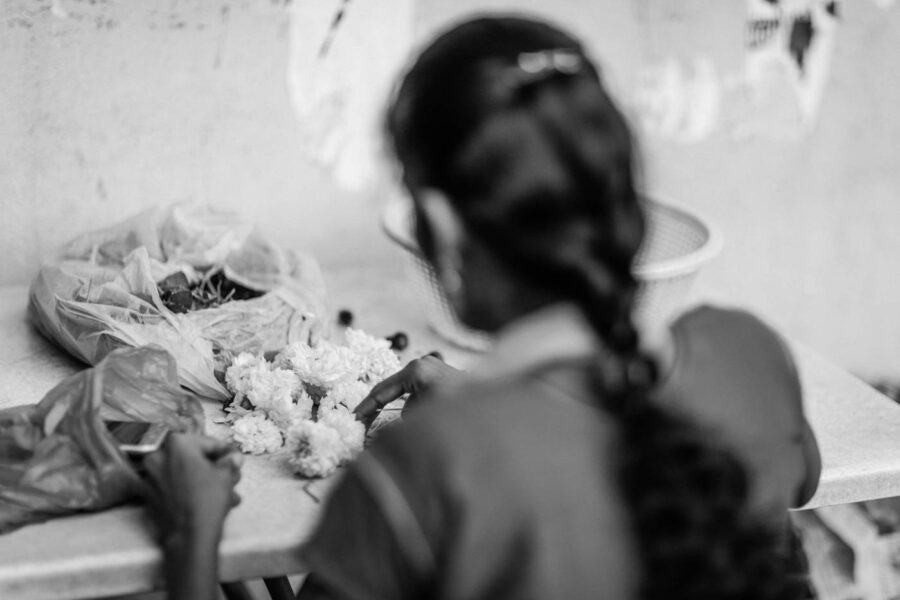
[
  {"x1": 225, "y1": 352, "x2": 270, "y2": 401},
  {"x1": 318, "y1": 406, "x2": 365, "y2": 456},
  {"x1": 223, "y1": 403, "x2": 253, "y2": 423},
  {"x1": 307, "y1": 343, "x2": 359, "y2": 388},
  {"x1": 277, "y1": 340, "x2": 359, "y2": 389},
  {"x1": 344, "y1": 328, "x2": 401, "y2": 382},
  {"x1": 320, "y1": 379, "x2": 372, "y2": 411},
  {"x1": 345, "y1": 327, "x2": 391, "y2": 354},
  {"x1": 232, "y1": 412, "x2": 284, "y2": 455},
  {"x1": 268, "y1": 390, "x2": 315, "y2": 431},
  {"x1": 362, "y1": 348, "x2": 401, "y2": 383},
  {"x1": 246, "y1": 367, "x2": 300, "y2": 414},
  {"x1": 286, "y1": 420, "x2": 346, "y2": 478},
  {"x1": 275, "y1": 342, "x2": 317, "y2": 380}
]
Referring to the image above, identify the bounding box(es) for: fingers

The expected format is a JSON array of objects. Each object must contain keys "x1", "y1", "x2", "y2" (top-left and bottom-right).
[
  {"x1": 191, "y1": 434, "x2": 236, "y2": 460},
  {"x1": 401, "y1": 392, "x2": 419, "y2": 417},
  {"x1": 142, "y1": 449, "x2": 166, "y2": 490},
  {"x1": 221, "y1": 450, "x2": 244, "y2": 470},
  {"x1": 372, "y1": 368, "x2": 415, "y2": 403},
  {"x1": 140, "y1": 433, "x2": 242, "y2": 541},
  {"x1": 352, "y1": 397, "x2": 380, "y2": 427},
  {"x1": 215, "y1": 451, "x2": 243, "y2": 485},
  {"x1": 353, "y1": 355, "x2": 457, "y2": 424},
  {"x1": 143, "y1": 446, "x2": 165, "y2": 473},
  {"x1": 353, "y1": 370, "x2": 410, "y2": 422},
  {"x1": 417, "y1": 354, "x2": 459, "y2": 377},
  {"x1": 163, "y1": 432, "x2": 234, "y2": 460},
  {"x1": 145, "y1": 434, "x2": 241, "y2": 487}
]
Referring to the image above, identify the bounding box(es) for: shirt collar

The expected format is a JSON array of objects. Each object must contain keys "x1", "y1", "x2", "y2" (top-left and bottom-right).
[{"x1": 470, "y1": 303, "x2": 600, "y2": 381}]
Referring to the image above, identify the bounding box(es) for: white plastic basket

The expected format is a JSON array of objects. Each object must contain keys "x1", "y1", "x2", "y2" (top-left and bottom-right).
[{"x1": 381, "y1": 198, "x2": 721, "y2": 351}]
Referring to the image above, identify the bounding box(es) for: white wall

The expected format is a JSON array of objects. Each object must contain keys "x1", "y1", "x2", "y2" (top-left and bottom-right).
[
  {"x1": 2, "y1": 0, "x2": 899, "y2": 377},
  {"x1": 0, "y1": 0, "x2": 394, "y2": 287},
  {"x1": 643, "y1": 2, "x2": 900, "y2": 379}
]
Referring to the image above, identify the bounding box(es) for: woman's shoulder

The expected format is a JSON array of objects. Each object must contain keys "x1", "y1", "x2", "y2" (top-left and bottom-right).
[
  {"x1": 661, "y1": 303, "x2": 820, "y2": 508},
  {"x1": 669, "y1": 303, "x2": 798, "y2": 379},
  {"x1": 377, "y1": 364, "x2": 613, "y2": 462},
  {"x1": 366, "y1": 361, "x2": 621, "y2": 503},
  {"x1": 672, "y1": 304, "x2": 782, "y2": 338},
  {"x1": 665, "y1": 302, "x2": 800, "y2": 402}
]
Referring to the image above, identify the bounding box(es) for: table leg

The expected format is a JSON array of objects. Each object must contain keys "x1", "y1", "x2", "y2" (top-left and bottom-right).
[
  {"x1": 264, "y1": 576, "x2": 295, "y2": 600},
  {"x1": 220, "y1": 581, "x2": 255, "y2": 600}
]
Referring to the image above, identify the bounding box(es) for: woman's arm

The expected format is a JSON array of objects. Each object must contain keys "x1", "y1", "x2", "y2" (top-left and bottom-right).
[
  {"x1": 773, "y1": 334, "x2": 822, "y2": 507},
  {"x1": 143, "y1": 434, "x2": 243, "y2": 600},
  {"x1": 296, "y1": 574, "x2": 342, "y2": 600},
  {"x1": 160, "y1": 528, "x2": 225, "y2": 600},
  {"x1": 296, "y1": 454, "x2": 433, "y2": 600}
]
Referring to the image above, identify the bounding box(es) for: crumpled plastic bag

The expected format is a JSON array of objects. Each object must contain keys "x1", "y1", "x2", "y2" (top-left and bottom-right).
[
  {"x1": 0, "y1": 346, "x2": 205, "y2": 534},
  {"x1": 29, "y1": 203, "x2": 329, "y2": 400}
]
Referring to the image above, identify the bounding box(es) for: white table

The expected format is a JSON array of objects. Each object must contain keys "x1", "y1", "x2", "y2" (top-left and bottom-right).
[
  {"x1": 794, "y1": 342, "x2": 900, "y2": 509},
  {"x1": 0, "y1": 266, "x2": 896, "y2": 598}
]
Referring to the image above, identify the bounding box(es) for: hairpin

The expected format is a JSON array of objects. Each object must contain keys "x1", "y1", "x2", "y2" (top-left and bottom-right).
[
  {"x1": 503, "y1": 48, "x2": 585, "y2": 93},
  {"x1": 517, "y1": 49, "x2": 583, "y2": 75}
]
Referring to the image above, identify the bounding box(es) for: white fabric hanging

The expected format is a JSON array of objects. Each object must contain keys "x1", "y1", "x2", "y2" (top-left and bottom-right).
[{"x1": 287, "y1": 0, "x2": 415, "y2": 192}]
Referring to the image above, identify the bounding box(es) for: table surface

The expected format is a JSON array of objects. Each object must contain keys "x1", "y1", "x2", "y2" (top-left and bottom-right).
[{"x1": 0, "y1": 266, "x2": 898, "y2": 599}]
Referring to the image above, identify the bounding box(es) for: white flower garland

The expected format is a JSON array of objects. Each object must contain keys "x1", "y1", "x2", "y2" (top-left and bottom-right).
[{"x1": 222, "y1": 328, "x2": 401, "y2": 477}]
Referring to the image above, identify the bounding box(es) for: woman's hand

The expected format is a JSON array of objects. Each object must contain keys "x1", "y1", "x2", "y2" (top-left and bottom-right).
[
  {"x1": 143, "y1": 434, "x2": 243, "y2": 600},
  {"x1": 354, "y1": 355, "x2": 463, "y2": 427},
  {"x1": 143, "y1": 433, "x2": 242, "y2": 545}
]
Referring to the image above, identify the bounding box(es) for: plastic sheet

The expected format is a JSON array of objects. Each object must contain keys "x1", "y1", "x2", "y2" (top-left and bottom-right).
[
  {"x1": 0, "y1": 346, "x2": 204, "y2": 534},
  {"x1": 28, "y1": 204, "x2": 329, "y2": 399}
]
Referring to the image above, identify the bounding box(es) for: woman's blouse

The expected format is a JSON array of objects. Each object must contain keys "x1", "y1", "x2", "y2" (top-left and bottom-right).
[{"x1": 298, "y1": 305, "x2": 820, "y2": 599}]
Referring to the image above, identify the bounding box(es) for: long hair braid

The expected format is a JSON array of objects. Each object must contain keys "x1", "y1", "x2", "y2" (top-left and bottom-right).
[
  {"x1": 388, "y1": 16, "x2": 804, "y2": 600},
  {"x1": 569, "y1": 259, "x2": 801, "y2": 600}
]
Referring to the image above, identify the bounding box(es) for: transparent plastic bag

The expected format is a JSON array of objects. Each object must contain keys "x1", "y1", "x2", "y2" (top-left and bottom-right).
[
  {"x1": 28, "y1": 204, "x2": 329, "y2": 400},
  {"x1": 0, "y1": 346, "x2": 205, "y2": 534}
]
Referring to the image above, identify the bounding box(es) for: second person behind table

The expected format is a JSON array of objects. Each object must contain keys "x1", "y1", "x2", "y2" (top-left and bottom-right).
[
  {"x1": 296, "y1": 14, "x2": 817, "y2": 600},
  {"x1": 354, "y1": 9, "x2": 821, "y2": 542}
]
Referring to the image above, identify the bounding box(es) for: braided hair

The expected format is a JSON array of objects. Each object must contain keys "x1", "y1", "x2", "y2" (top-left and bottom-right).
[{"x1": 388, "y1": 16, "x2": 802, "y2": 600}]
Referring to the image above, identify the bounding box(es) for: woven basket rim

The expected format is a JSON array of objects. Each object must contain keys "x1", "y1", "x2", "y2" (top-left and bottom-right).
[
  {"x1": 633, "y1": 199, "x2": 723, "y2": 280},
  {"x1": 382, "y1": 197, "x2": 722, "y2": 280}
]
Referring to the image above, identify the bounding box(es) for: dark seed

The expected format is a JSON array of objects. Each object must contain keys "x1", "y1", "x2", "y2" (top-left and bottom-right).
[
  {"x1": 388, "y1": 332, "x2": 409, "y2": 351},
  {"x1": 157, "y1": 271, "x2": 190, "y2": 292},
  {"x1": 167, "y1": 289, "x2": 193, "y2": 313},
  {"x1": 337, "y1": 309, "x2": 354, "y2": 326}
]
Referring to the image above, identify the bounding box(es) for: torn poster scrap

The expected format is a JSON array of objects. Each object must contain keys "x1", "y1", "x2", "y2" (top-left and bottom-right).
[
  {"x1": 287, "y1": 0, "x2": 415, "y2": 192},
  {"x1": 734, "y1": 0, "x2": 841, "y2": 140},
  {"x1": 632, "y1": 0, "x2": 841, "y2": 142}
]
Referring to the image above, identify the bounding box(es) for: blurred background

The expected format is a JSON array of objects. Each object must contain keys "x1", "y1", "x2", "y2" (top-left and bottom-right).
[{"x1": 1, "y1": 0, "x2": 898, "y2": 378}]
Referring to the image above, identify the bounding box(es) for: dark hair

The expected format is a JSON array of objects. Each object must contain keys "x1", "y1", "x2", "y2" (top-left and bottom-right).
[{"x1": 388, "y1": 15, "x2": 801, "y2": 599}]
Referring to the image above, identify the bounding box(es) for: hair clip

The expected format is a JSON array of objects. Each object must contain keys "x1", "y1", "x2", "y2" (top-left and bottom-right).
[
  {"x1": 517, "y1": 49, "x2": 583, "y2": 75},
  {"x1": 502, "y1": 48, "x2": 584, "y2": 94}
]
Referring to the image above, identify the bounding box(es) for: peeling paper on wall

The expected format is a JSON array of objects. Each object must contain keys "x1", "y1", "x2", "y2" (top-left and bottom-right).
[
  {"x1": 634, "y1": 56, "x2": 724, "y2": 143},
  {"x1": 632, "y1": 0, "x2": 841, "y2": 143},
  {"x1": 631, "y1": 0, "x2": 743, "y2": 143},
  {"x1": 731, "y1": 0, "x2": 841, "y2": 141},
  {"x1": 287, "y1": 0, "x2": 414, "y2": 192}
]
